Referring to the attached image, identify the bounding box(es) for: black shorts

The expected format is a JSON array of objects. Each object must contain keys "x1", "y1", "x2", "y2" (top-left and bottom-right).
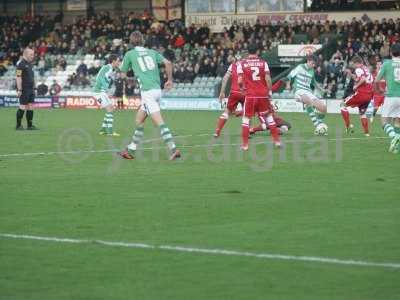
[{"x1": 19, "y1": 92, "x2": 35, "y2": 105}]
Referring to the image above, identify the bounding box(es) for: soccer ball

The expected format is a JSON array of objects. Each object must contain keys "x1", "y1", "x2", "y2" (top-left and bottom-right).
[{"x1": 314, "y1": 123, "x2": 328, "y2": 136}]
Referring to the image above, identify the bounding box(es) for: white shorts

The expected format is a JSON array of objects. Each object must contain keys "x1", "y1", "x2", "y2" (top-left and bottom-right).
[
  {"x1": 140, "y1": 89, "x2": 162, "y2": 115},
  {"x1": 380, "y1": 97, "x2": 400, "y2": 118},
  {"x1": 94, "y1": 92, "x2": 113, "y2": 108},
  {"x1": 294, "y1": 89, "x2": 319, "y2": 103}
]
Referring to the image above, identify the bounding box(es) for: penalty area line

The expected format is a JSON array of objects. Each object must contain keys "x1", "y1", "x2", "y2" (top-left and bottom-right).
[{"x1": 0, "y1": 233, "x2": 399, "y2": 269}]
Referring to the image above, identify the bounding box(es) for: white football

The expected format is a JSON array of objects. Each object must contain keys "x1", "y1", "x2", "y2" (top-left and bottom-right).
[{"x1": 314, "y1": 123, "x2": 328, "y2": 136}]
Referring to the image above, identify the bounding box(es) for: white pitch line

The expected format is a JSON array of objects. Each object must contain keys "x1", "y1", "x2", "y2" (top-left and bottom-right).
[
  {"x1": 0, "y1": 135, "x2": 388, "y2": 158},
  {"x1": 1, "y1": 233, "x2": 399, "y2": 269}
]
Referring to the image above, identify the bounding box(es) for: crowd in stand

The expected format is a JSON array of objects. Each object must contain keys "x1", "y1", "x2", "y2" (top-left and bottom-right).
[
  {"x1": 310, "y1": 0, "x2": 400, "y2": 11},
  {"x1": 1, "y1": 11, "x2": 400, "y2": 97}
]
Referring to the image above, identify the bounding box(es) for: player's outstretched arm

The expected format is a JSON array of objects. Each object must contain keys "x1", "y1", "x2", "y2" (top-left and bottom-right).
[
  {"x1": 265, "y1": 73, "x2": 272, "y2": 95},
  {"x1": 219, "y1": 71, "x2": 231, "y2": 101},
  {"x1": 286, "y1": 80, "x2": 291, "y2": 90},
  {"x1": 314, "y1": 81, "x2": 326, "y2": 93},
  {"x1": 163, "y1": 58, "x2": 173, "y2": 90}
]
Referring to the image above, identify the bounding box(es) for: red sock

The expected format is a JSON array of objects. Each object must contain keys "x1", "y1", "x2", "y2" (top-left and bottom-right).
[
  {"x1": 268, "y1": 123, "x2": 280, "y2": 143},
  {"x1": 341, "y1": 108, "x2": 350, "y2": 128},
  {"x1": 251, "y1": 124, "x2": 265, "y2": 133},
  {"x1": 361, "y1": 117, "x2": 369, "y2": 134},
  {"x1": 241, "y1": 123, "x2": 249, "y2": 146},
  {"x1": 215, "y1": 116, "x2": 227, "y2": 135}
]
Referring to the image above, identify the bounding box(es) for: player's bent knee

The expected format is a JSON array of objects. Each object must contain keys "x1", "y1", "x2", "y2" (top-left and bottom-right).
[{"x1": 301, "y1": 96, "x2": 312, "y2": 106}]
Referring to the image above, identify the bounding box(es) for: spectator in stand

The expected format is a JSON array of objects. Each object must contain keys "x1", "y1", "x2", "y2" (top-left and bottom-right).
[
  {"x1": 173, "y1": 34, "x2": 185, "y2": 48},
  {"x1": 37, "y1": 56, "x2": 46, "y2": 76},
  {"x1": 74, "y1": 73, "x2": 90, "y2": 88},
  {"x1": 49, "y1": 80, "x2": 61, "y2": 96},
  {"x1": 174, "y1": 65, "x2": 187, "y2": 83},
  {"x1": 125, "y1": 79, "x2": 135, "y2": 96},
  {"x1": 37, "y1": 41, "x2": 48, "y2": 57},
  {"x1": 37, "y1": 81, "x2": 48, "y2": 96},
  {"x1": 324, "y1": 82, "x2": 337, "y2": 99},
  {"x1": 315, "y1": 65, "x2": 326, "y2": 84},
  {"x1": 88, "y1": 62, "x2": 100, "y2": 76},
  {"x1": 58, "y1": 56, "x2": 67, "y2": 70},
  {"x1": 76, "y1": 60, "x2": 88, "y2": 76}
]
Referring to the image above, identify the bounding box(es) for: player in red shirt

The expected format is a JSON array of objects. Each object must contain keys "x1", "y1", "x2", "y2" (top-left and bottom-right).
[
  {"x1": 371, "y1": 59, "x2": 386, "y2": 122},
  {"x1": 214, "y1": 55, "x2": 245, "y2": 137},
  {"x1": 340, "y1": 56, "x2": 374, "y2": 136},
  {"x1": 237, "y1": 44, "x2": 281, "y2": 150}
]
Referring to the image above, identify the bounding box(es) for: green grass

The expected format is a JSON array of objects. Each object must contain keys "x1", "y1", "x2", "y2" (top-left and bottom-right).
[{"x1": 0, "y1": 108, "x2": 399, "y2": 300}]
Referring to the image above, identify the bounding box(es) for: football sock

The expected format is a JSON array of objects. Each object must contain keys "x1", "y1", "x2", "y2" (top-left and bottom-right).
[
  {"x1": 252, "y1": 114, "x2": 267, "y2": 133},
  {"x1": 340, "y1": 107, "x2": 351, "y2": 128},
  {"x1": 128, "y1": 126, "x2": 144, "y2": 153},
  {"x1": 266, "y1": 115, "x2": 280, "y2": 143},
  {"x1": 383, "y1": 123, "x2": 396, "y2": 139},
  {"x1": 241, "y1": 120, "x2": 250, "y2": 147},
  {"x1": 306, "y1": 106, "x2": 322, "y2": 127},
  {"x1": 395, "y1": 127, "x2": 400, "y2": 134},
  {"x1": 251, "y1": 124, "x2": 265, "y2": 133},
  {"x1": 160, "y1": 124, "x2": 176, "y2": 152},
  {"x1": 26, "y1": 110, "x2": 33, "y2": 127},
  {"x1": 215, "y1": 112, "x2": 228, "y2": 135},
  {"x1": 360, "y1": 115, "x2": 369, "y2": 134},
  {"x1": 102, "y1": 112, "x2": 114, "y2": 133},
  {"x1": 16, "y1": 109, "x2": 25, "y2": 127}
]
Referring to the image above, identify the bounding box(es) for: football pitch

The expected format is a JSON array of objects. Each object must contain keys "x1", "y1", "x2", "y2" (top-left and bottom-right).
[{"x1": 0, "y1": 108, "x2": 399, "y2": 299}]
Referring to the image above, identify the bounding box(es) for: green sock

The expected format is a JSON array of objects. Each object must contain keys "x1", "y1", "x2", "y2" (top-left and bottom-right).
[
  {"x1": 316, "y1": 111, "x2": 325, "y2": 120},
  {"x1": 101, "y1": 114, "x2": 108, "y2": 132},
  {"x1": 383, "y1": 123, "x2": 396, "y2": 139},
  {"x1": 128, "y1": 126, "x2": 144, "y2": 154},
  {"x1": 395, "y1": 127, "x2": 400, "y2": 135},
  {"x1": 105, "y1": 112, "x2": 113, "y2": 134},
  {"x1": 305, "y1": 106, "x2": 322, "y2": 127},
  {"x1": 160, "y1": 124, "x2": 176, "y2": 152}
]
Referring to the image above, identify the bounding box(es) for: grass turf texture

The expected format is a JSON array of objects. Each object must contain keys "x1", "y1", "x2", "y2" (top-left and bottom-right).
[{"x1": 0, "y1": 108, "x2": 399, "y2": 300}]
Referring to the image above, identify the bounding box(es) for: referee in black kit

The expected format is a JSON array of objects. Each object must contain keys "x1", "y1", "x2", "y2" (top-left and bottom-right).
[{"x1": 16, "y1": 47, "x2": 38, "y2": 130}]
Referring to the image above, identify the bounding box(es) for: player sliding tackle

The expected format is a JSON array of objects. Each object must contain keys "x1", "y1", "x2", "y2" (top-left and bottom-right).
[
  {"x1": 340, "y1": 55, "x2": 373, "y2": 136},
  {"x1": 118, "y1": 31, "x2": 181, "y2": 160},
  {"x1": 237, "y1": 44, "x2": 281, "y2": 150},
  {"x1": 94, "y1": 54, "x2": 121, "y2": 136},
  {"x1": 375, "y1": 43, "x2": 400, "y2": 154},
  {"x1": 286, "y1": 55, "x2": 328, "y2": 135}
]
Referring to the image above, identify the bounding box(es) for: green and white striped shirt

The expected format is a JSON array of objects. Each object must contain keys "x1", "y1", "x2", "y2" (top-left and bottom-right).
[
  {"x1": 287, "y1": 63, "x2": 316, "y2": 92},
  {"x1": 94, "y1": 64, "x2": 114, "y2": 93}
]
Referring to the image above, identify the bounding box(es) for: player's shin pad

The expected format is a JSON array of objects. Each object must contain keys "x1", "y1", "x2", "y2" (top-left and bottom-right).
[
  {"x1": 160, "y1": 124, "x2": 176, "y2": 152},
  {"x1": 305, "y1": 106, "x2": 321, "y2": 127}
]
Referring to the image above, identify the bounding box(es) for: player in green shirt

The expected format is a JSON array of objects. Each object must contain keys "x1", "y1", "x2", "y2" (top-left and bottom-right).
[
  {"x1": 375, "y1": 43, "x2": 400, "y2": 154},
  {"x1": 94, "y1": 54, "x2": 121, "y2": 136},
  {"x1": 286, "y1": 55, "x2": 328, "y2": 135},
  {"x1": 118, "y1": 31, "x2": 180, "y2": 160}
]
